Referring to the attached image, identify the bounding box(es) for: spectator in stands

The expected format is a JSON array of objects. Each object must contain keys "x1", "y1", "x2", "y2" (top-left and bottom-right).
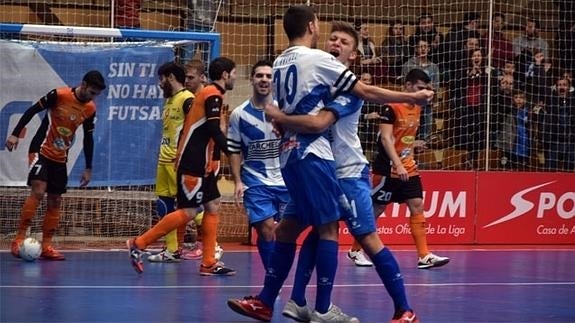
[
  {"x1": 114, "y1": 0, "x2": 141, "y2": 29},
  {"x1": 522, "y1": 49, "x2": 553, "y2": 103},
  {"x1": 451, "y1": 48, "x2": 488, "y2": 167},
  {"x1": 401, "y1": 39, "x2": 440, "y2": 140},
  {"x1": 357, "y1": 71, "x2": 382, "y2": 161},
  {"x1": 408, "y1": 13, "x2": 443, "y2": 63},
  {"x1": 497, "y1": 89, "x2": 533, "y2": 171},
  {"x1": 380, "y1": 21, "x2": 410, "y2": 81},
  {"x1": 555, "y1": 12, "x2": 575, "y2": 74},
  {"x1": 440, "y1": 11, "x2": 481, "y2": 82},
  {"x1": 513, "y1": 18, "x2": 550, "y2": 76},
  {"x1": 355, "y1": 22, "x2": 384, "y2": 83},
  {"x1": 492, "y1": 73, "x2": 515, "y2": 148},
  {"x1": 481, "y1": 12, "x2": 513, "y2": 71},
  {"x1": 538, "y1": 77, "x2": 575, "y2": 171},
  {"x1": 5, "y1": 70, "x2": 106, "y2": 261}
]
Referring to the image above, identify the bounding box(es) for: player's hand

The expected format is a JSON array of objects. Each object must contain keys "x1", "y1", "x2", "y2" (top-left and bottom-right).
[
  {"x1": 80, "y1": 169, "x2": 92, "y2": 187},
  {"x1": 263, "y1": 103, "x2": 282, "y2": 120},
  {"x1": 233, "y1": 181, "x2": 244, "y2": 207},
  {"x1": 5, "y1": 135, "x2": 19, "y2": 151},
  {"x1": 395, "y1": 164, "x2": 409, "y2": 182},
  {"x1": 413, "y1": 89, "x2": 434, "y2": 106}
]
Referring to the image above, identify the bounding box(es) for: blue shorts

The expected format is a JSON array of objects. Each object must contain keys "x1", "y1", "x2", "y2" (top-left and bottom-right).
[
  {"x1": 244, "y1": 185, "x2": 290, "y2": 225},
  {"x1": 282, "y1": 155, "x2": 343, "y2": 227},
  {"x1": 339, "y1": 166, "x2": 377, "y2": 237}
]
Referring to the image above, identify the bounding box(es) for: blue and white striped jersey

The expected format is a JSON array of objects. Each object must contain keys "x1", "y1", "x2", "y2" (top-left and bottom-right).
[
  {"x1": 272, "y1": 46, "x2": 358, "y2": 167},
  {"x1": 326, "y1": 93, "x2": 369, "y2": 179},
  {"x1": 227, "y1": 99, "x2": 285, "y2": 188}
]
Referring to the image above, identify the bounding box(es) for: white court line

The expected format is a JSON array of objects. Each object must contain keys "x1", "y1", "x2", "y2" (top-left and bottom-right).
[{"x1": 2, "y1": 281, "x2": 575, "y2": 289}]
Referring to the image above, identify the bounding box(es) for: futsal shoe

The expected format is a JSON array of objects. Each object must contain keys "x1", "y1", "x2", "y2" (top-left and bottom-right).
[
  {"x1": 282, "y1": 299, "x2": 312, "y2": 322},
  {"x1": 199, "y1": 261, "x2": 236, "y2": 276},
  {"x1": 40, "y1": 245, "x2": 65, "y2": 260},
  {"x1": 347, "y1": 249, "x2": 373, "y2": 267},
  {"x1": 10, "y1": 239, "x2": 22, "y2": 258},
  {"x1": 148, "y1": 248, "x2": 181, "y2": 263},
  {"x1": 390, "y1": 310, "x2": 419, "y2": 323},
  {"x1": 227, "y1": 296, "x2": 273, "y2": 322},
  {"x1": 417, "y1": 252, "x2": 450, "y2": 269},
  {"x1": 126, "y1": 239, "x2": 146, "y2": 273},
  {"x1": 310, "y1": 303, "x2": 360, "y2": 322}
]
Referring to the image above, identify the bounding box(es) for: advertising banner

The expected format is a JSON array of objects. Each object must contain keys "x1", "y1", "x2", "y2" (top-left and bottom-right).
[
  {"x1": 476, "y1": 172, "x2": 575, "y2": 244},
  {"x1": 0, "y1": 40, "x2": 173, "y2": 186}
]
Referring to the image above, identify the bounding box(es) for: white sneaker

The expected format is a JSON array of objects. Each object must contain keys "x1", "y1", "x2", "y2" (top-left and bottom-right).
[
  {"x1": 282, "y1": 299, "x2": 312, "y2": 322},
  {"x1": 347, "y1": 249, "x2": 373, "y2": 267},
  {"x1": 215, "y1": 244, "x2": 224, "y2": 261},
  {"x1": 310, "y1": 304, "x2": 360, "y2": 323},
  {"x1": 148, "y1": 249, "x2": 181, "y2": 263},
  {"x1": 417, "y1": 252, "x2": 450, "y2": 269}
]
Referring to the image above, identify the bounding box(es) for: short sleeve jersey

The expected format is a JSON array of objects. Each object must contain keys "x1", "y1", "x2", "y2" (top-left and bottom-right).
[
  {"x1": 30, "y1": 87, "x2": 96, "y2": 163},
  {"x1": 373, "y1": 103, "x2": 421, "y2": 178},
  {"x1": 227, "y1": 99, "x2": 285, "y2": 188},
  {"x1": 272, "y1": 46, "x2": 358, "y2": 167},
  {"x1": 176, "y1": 84, "x2": 223, "y2": 176}
]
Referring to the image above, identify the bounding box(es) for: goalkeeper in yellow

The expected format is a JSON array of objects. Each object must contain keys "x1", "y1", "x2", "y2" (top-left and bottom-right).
[{"x1": 147, "y1": 62, "x2": 194, "y2": 262}]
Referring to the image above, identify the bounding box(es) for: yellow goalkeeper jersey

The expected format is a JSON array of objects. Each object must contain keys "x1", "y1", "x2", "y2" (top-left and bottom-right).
[{"x1": 158, "y1": 89, "x2": 194, "y2": 164}]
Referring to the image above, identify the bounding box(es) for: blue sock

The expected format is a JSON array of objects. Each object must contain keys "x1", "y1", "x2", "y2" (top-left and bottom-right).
[
  {"x1": 258, "y1": 241, "x2": 296, "y2": 307},
  {"x1": 291, "y1": 231, "x2": 319, "y2": 306},
  {"x1": 314, "y1": 239, "x2": 338, "y2": 313},
  {"x1": 372, "y1": 247, "x2": 410, "y2": 312},
  {"x1": 256, "y1": 238, "x2": 275, "y2": 271}
]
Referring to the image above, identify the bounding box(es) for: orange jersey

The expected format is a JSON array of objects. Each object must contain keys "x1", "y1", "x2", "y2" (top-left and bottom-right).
[
  {"x1": 375, "y1": 103, "x2": 420, "y2": 178},
  {"x1": 28, "y1": 88, "x2": 96, "y2": 164},
  {"x1": 176, "y1": 84, "x2": 224, "y2": 177}
]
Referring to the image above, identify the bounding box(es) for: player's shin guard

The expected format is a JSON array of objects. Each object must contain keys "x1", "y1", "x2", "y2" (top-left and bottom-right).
[{"x1": 409, "y1": 213, "x2": 430, "y2": 258}]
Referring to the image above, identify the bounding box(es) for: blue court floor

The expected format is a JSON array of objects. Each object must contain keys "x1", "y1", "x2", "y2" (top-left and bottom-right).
[{"x1": 1, "y1": 246, "x2": 574, "y2": 322}]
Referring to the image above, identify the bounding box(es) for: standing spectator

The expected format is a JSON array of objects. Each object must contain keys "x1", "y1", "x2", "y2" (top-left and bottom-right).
[
  {"x1": 492, "y1": 74, "x2": 515, "y2": 146},
  {"x1": 513, "y1": 18, "x2": 550, "y2": 75},
  {"x1": 6, "y1": 71, "x2": 106, "y2": 260},
  {"x1": 451, "y1": 49, "x2": 488, "y2": 166},
  {"x1": 539, "y1": 77, "x2": 575, "y2": 171},
  {"x1": 380, "y1": 21, "x2": 410, "y2": 80},
  {"x1": 114, "y1": 0, "x2": 141, "y2": 28},
  {"x1": 497, "y1": 89, "x2": 533, "y2": 171},
  {"x1": 358, "y1": 71, "x2": 382, "y2": 162},
  {"x1": 408, "y1": 13, "x2": 444, "y2": 63},
  {"x1": 440, "y1": 12, "x2": 481, "y2": 81},
  {"x1": 356, "y1": 22, "x2": 385, "y2": 83},
  {"x1": 227, "y1": 60, "x2": 289, "y2": 271},
  {"x1": 402, "y1": 39, "x2": 440, "y2": 140},
  {"x1": 522, "y1": 49, "x2": 553, "y2": 102},
  {"x1": 482, "y1": 12, "x2": 514, "y2": 70}
]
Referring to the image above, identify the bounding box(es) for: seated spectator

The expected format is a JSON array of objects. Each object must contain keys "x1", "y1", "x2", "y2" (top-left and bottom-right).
[
  {"x1": 380, "y1": 21, "x2": 410, "y2": 80},
  {"x1": 408, "y1": 13, "x2": 443, "y2": 63},
  {"x1": 497, "y1": 89, "x2": 533, "y2": 171}
]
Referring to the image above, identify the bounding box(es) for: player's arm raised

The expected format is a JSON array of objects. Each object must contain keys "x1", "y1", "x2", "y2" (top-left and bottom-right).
[{"x1": 352, "y1": 81, "x2": 433, "y2": 107}]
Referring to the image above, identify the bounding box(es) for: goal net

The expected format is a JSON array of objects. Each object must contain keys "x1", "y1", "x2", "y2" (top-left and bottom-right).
[{"x1": 0, "y1": 1, "x2": 573, "y2": 249}]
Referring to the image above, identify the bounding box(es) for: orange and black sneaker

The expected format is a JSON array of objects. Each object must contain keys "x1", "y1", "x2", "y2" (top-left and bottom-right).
[
  {"x1": 40, "y1": 246, "x2": 66, "y2": 261},
  {"x1": 227, "y1": 296, "x2": 273, "y2": 322},
  {"x1": 390, "y1": 310, "x2": 419, "y2": 323},
  {"x1": 200, "y1": 261, "x2": 236, "y2": 276},
  {"x1": 10, "y1": 239, "x2": 22, "y2": 259}
]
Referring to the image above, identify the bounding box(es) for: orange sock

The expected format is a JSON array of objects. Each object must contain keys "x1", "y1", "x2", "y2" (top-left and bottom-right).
[
  {"x1": 201, "y1": 212, "x2": 219, "y2": 267},
  {"x1": 177, "y1": 223, "x2": 186, "y2": 248},
  {"x1": 16, "y1": 196, "x2": 41, "y2": 241},
  {"x1": 351, "y1": 239, "x2": 362, "y2": 252},
  {"x1": 410, "y1": 213, "x2": 429, "y2": 258},
  {"x1": 136, "y1": 209, "x2": 188, "y2": 249},
  {"x1": 42, "y1": 206, "x2": 60, "y2": 248}
]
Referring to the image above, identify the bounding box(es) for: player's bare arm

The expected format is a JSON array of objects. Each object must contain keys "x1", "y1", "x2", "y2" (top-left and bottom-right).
[
  {"x1": 352, "y1": 81, "x2": 434, "y2": 107},
  {"x1": 380, "y1": 123, "x2": 409, "y2": 181}
]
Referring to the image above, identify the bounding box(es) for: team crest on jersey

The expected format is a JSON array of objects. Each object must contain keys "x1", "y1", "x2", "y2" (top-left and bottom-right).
[
  {"x1": 53, "y1": 137, "x2": 67, "y2": 150},
  {"x1": 57, "y1": 126, "x2": 73, "y2": 137}
]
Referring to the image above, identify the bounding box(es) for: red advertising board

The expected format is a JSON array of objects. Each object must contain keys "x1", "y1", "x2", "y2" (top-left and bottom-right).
[{"x1": 476, "y1": 172, "x2": 575, "y2": 244}]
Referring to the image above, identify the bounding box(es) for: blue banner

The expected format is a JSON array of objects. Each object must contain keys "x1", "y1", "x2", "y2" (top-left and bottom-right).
[{"x1": 0, "y1": 41, "x2": 173, "y2": 186}]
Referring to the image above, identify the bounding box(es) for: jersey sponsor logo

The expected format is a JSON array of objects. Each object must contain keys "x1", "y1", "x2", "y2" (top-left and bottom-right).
[
  {"x1": 400, "y1": 135, "x2": 415, "y2": 145},
  {"x1": 483, "y1": 181, "x2": 575, "y2": 228},
  {"x1": 247, "y1": 139, "x2": 280, "y2": 160},
  {"x1": 57, "y1": 126, "x2": 73, "y2": 137}
]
